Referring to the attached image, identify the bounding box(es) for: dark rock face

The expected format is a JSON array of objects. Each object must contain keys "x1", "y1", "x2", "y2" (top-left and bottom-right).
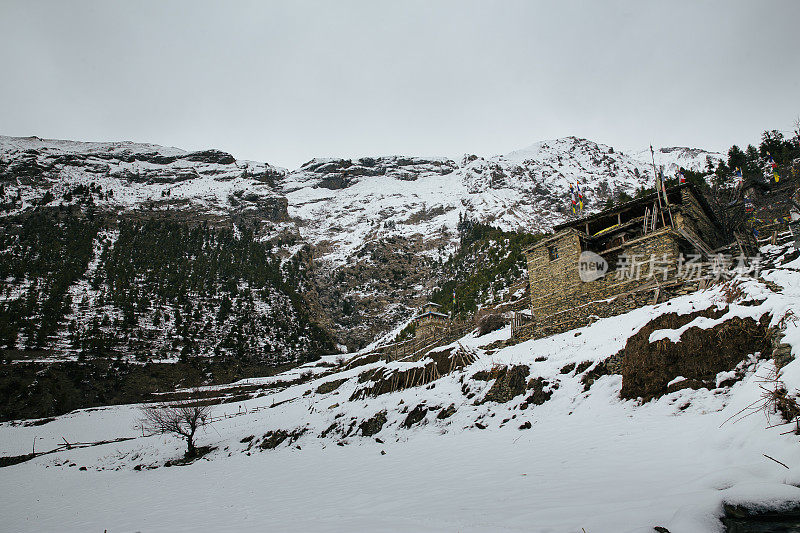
[
  {"x1": 722, "y1": 501, "x2": 800, "y2": 532},
  {"x1": 482, "y1": 365, "x2": 530, "y2": 404},
  {"x1": 316, "y1": 378, "x2": 347, "y2": 395},
  {"x1": 620, "y1": 309, "x2": 772, "y2": 401},
  {"x1": 319, "y1": 175, "x2": 352, "y2": 190},
  {"x1": 259, "y1": 428, "x2": 305, "y2": 449},
  {"x1": 300, "y1": 156, "x2": 458, "y2": 190},
  {"x1": 248, "y1": 166, "x2": 284, "y2": 185},
  {"x1": 359, "y1": 411, "x2": 387, "y2": 436},
  {"x1": 437, "y1": 404, "x2": 457, "y2": 419},
  {"x1": 476, "y1": 313, "x2": 508, "y2": 336},
  {"x1": 559, "y1": 362, "x2": 576, "y2": 375},
  {"x1": 259, "y1": 430, "x2": 290, "y2": 449},
  {"x1": 183, "y1": 149, "x2": 236, "y2": 165},
  {"x1": 522, "y1": 377, "x2": 553, "y2": 407},
  {"x1": 581, "y1": 357, "x2": 617, "y2": 391},
  {"x1": 402, "y1": 404, "x2": 428, "y2": 428}
]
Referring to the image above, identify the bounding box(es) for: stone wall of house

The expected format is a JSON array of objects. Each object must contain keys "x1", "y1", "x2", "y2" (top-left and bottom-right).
[
  {"x1": 416, "y1": 314, "x2": 449, "y2": 339},
  {"x1": 527, "y1": 229, "x2": 682, "y2": 323},
  {"x1": 527, "y1": 229, "x2": 583, "y2": 321},
  {"x1": 515, "y1": 277, "x2": 706, "y2": 341}
]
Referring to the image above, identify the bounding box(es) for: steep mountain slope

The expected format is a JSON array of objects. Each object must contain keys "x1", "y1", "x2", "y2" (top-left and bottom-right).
[{"x1": 0, "y1": 208, "x2": 332, "y2": 364}]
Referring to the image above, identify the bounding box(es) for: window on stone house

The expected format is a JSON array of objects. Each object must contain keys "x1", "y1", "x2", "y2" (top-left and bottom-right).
[{"x1": 548, "y1": 245, "x2": 559, "y2": 261}]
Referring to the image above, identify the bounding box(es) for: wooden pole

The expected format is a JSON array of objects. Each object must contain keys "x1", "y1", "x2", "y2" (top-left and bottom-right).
[
  {"x1": 651, "y1": 145, "x2": 662, "y2": 211},
  {"x1": 650, "y1": 145, "x2": 666, "y2": 227}
]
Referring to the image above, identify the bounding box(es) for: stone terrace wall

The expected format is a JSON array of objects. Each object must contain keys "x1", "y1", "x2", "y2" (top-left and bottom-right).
[
  {"x1": 515, "y1": 277, "x2": 707, "y2": 341},
  {"x1": 376, "y1": 319, "x2": 473, "y2": 362}
]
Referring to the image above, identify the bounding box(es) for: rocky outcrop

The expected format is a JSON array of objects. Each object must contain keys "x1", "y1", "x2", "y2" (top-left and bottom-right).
[
  {"x1": 620, "y1": 309, "x2": 772, "y2": 400},
  {"x1": 184, "y1": 149, "x2": 236, "y2": 165},
  {"x1": 402, "y1": 404, "x2": 429, "y2": 428},
  {"x1": 481, "y1": 365, "x2": 530, "y2": 404},
  {"x1": 359, "y1": 411, "x2": 387, "y2": 436},
  {"x1": 296, "y1": 156, "x2": 459, "y2": 190}
]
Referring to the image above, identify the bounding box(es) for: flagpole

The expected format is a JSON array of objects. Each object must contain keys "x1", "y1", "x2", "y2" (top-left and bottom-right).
[{"x1": 650, "y1": 145, "x2": 666, "y2": 227}]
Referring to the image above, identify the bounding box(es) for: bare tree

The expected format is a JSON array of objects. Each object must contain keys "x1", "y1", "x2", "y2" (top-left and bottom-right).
[{"x1": 140, "y1": 402, "x2": 213, "y2": 457}]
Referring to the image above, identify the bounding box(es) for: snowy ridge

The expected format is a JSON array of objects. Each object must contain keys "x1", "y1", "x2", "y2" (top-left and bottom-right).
[
  {"x1": 0, "y1": 135, "x2": 287, "y2": 217},
  {"x1": 1, "y1": 241, "x2": 798, "y2": 532},
  {"x1": 1, "y1": 134, "x2": 722, "y2": 263},
  {"x1": 281, "y1": 136, "x2": 722, "y2": 263}
]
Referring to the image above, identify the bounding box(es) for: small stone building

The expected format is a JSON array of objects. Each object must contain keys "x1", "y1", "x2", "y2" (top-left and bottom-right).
[
  {"x1": 524, "y1": 184, "x2": 728, "y2": 338},
  {"x1": 414, "y1": 302, "x2": 449, "y2": 339}
]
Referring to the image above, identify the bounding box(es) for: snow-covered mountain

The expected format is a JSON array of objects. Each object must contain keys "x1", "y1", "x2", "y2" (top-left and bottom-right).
[
  {"x1": 1, "y1": 134, "x2": 721, "y2": 253},
  {"x1": 0, "y1": 134, "x2": 723, "y2": 352},
  {"x1": 281, "y1": 136, "x2": 721, "y2": 264}
]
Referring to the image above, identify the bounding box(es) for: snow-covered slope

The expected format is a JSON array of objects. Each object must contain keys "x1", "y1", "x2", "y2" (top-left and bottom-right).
[
  {"x1": 2, "y1": 241, "x2": 797, "y2": 532},
  {"x1": 280, "y1": 136, "x2": 722, "y2": 263},
  {"x1": 0, "y1": 135, "x2": 287, "y2": 220}
]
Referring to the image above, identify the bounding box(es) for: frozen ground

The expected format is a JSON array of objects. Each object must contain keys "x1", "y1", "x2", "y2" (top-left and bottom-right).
[{"x1": 1, "y1": 244, "x2": 799, "y2": 532}]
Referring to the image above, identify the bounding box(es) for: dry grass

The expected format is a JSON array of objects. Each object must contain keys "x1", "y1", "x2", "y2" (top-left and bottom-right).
[
  {"x1": 720, "y1": 279, "x2": 747, "y2": 304},
  {"x1": 723, "y1": 366, "x2": 800, "y2": 435}
]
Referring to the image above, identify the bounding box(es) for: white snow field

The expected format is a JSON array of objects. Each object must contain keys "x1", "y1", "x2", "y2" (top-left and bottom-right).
[{"x1": 2, "y1": 244, "x2": 800, "y2": 533}]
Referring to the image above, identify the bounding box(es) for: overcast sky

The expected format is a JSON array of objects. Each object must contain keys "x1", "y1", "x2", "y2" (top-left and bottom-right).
[{"x1": 1, "y1": 1, "x2": 798, "y2": 169}]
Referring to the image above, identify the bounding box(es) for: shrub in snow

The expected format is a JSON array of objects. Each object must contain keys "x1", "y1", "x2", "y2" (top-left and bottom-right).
[{"x1": 139, "y1": 401, "x2": 213, "y2": 458}]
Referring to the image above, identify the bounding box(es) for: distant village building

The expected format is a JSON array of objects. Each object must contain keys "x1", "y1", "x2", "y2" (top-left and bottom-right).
[
  {"x1": 414, "y1": 302, "x2": 449, "y2": 339},
  {"x1": 374, "y1": 301, "x2": 472, "y2": 361},
  {"x1": 523, "y1": 183, "x2": 729, "y2": 339}
]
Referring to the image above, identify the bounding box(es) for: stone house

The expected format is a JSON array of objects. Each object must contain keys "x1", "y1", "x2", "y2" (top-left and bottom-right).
[
  {"x1": 414, "y1": 302, "x2": 449, "y2": 339},
  {"x1": 523, "y1": 183, "x2": 728, "y2": 338}
]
